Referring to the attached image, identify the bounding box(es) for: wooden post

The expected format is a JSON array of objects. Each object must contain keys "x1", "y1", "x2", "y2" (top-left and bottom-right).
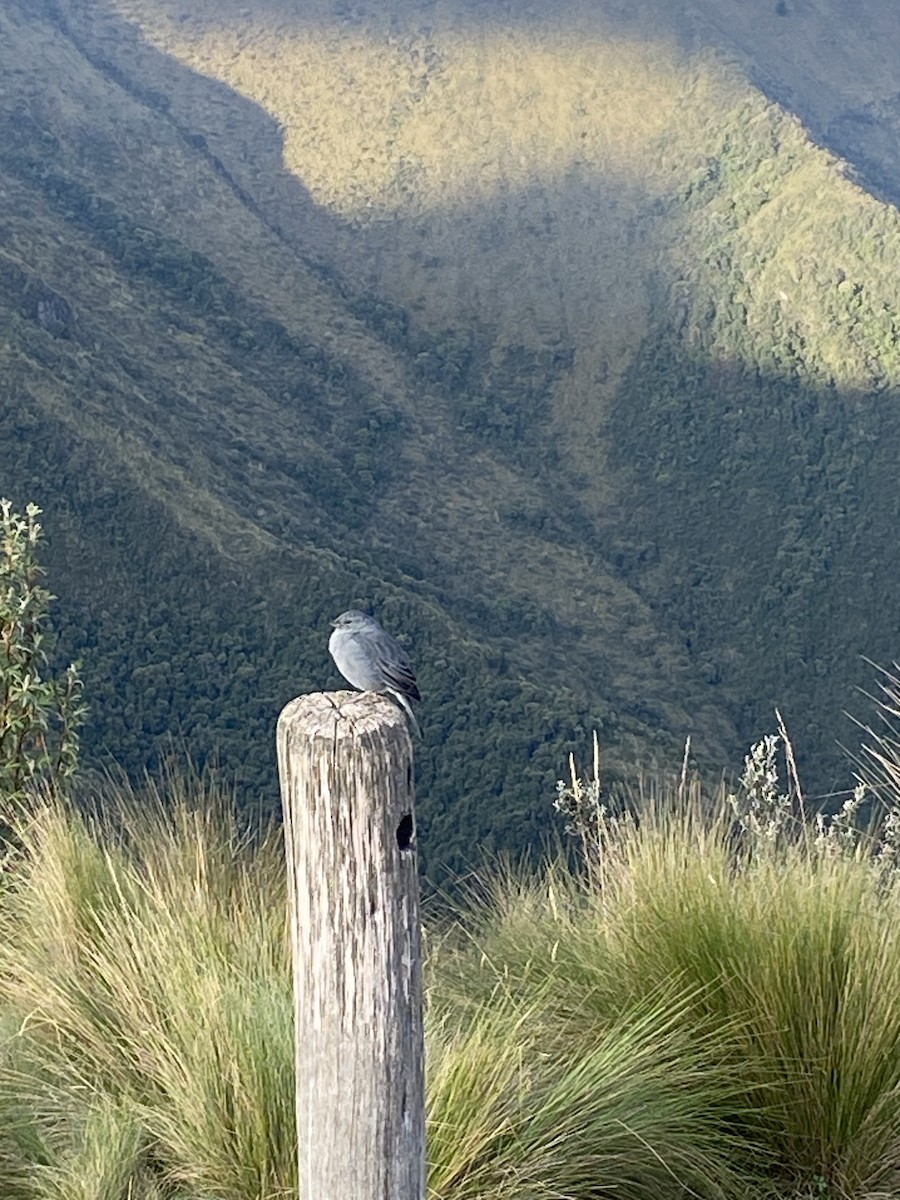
[{"x1": 276, "y1": 690, "x2": 425, "y2": 1199}]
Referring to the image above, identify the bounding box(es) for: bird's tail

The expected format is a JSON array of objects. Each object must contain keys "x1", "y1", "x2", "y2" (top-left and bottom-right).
[{"x1": 392, "y1": 690, "x2": 421, "y2": 738}]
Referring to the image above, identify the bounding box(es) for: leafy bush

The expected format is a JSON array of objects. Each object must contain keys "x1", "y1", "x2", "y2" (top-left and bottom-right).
[{"x1": 0, "y1": 500, "x2": 85, "y2": 807}]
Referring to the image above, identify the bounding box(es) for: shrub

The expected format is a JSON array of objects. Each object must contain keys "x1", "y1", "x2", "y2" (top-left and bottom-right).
[{"x1": 0, "y1": 500, "x2": 85, "y2": 808}]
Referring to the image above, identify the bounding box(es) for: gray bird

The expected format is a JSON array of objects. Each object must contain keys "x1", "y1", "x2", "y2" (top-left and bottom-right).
[{"x1": 328, "y1": 610, "x2": 421, "y2": 735}]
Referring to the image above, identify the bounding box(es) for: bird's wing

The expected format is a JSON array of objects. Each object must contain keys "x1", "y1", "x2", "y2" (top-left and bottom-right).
[{"x1": 373, "y1": 631, "x2": 421, "y2": 702}]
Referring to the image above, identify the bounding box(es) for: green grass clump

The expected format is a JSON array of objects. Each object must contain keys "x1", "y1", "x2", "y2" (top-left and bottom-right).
[
  {"x1": 441, "y1": 688, "x2": 900, "y2": 1199},
  {"x1": 427, "y1": 981, "x2": 754, "y2": 1199},
  {"x1": 3, "y1": 675, "x2": 900, "y2": 1196},
  {"x1": 0, "y1": 772, "x2": 754, "y2": 1200},
  {"x1": 0, "y1": 772, "x2": 296, "y2": 1199}
]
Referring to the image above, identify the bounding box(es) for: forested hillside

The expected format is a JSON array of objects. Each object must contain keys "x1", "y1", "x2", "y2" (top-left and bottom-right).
[{"x1": 2, "y1": 0, "x2": 899, "y2": 875}]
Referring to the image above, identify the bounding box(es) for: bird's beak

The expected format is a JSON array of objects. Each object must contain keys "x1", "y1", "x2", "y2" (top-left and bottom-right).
[{"x1": 329, "y1": 619, "x2": 339, "y2": 628}]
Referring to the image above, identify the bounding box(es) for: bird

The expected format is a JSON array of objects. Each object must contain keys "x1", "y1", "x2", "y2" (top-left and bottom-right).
[{"x1": 328, "y1": 610, "x2": 421, "y2": 735}]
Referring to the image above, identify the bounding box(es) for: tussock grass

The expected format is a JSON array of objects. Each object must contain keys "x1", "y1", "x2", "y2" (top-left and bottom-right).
[
  {"x1": 0, "y1": 772, "x2": 296, "y2": 1199},
  {"x1": 440, "y1": 686, "x2": 900, "y2": 1199},
  {"x1": 4, "y1": 674, "x2": 900, "y2": 1196},
  {"x1": 427, "y1": 981, "x2": 755, "y2": 1199}
]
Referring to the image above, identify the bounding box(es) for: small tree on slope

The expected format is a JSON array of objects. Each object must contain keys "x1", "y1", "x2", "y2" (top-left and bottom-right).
[{"x1": 0, "y1": 499, "x2": 85, "y2": 807}]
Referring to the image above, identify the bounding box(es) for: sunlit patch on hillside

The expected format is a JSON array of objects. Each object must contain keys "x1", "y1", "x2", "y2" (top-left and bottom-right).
[
  {"x1": 105, "y1": 0, "x2": 900, "y2": 398},
  {"x1": 107, "y1": 2, "x2": 699, "y2": 217}
]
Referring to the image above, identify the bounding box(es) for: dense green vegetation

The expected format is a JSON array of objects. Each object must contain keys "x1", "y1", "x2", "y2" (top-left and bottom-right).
[{"x1": 606, "y1": 340, "x2": 900, "y2": 793}]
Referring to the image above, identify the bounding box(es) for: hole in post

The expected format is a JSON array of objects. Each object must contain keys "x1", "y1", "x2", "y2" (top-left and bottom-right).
[{"x1": 396, "y1": 813, "x2": 414, "y2": 852}]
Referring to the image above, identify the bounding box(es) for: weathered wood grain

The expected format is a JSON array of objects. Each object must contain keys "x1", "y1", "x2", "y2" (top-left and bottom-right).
[{"x1": 277, "y1": 690, "x2": 425, "y2": 1199}]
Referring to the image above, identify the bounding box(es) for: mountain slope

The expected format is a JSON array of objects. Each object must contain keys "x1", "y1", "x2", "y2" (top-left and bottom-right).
[
  {"x1": 109, "y1": 0, "x2": 900, "y2": 790},
  {"x1": 1, "y1": 0, "x2": 743, "y2": 880},
  {"x1": 2, "y1": 0, "x2": 899, "y2": 874}
]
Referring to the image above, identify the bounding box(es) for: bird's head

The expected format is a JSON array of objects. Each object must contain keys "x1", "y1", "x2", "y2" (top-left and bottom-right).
[{"x1": 330, "y1": 609, "x2": 373, "y2": 632}]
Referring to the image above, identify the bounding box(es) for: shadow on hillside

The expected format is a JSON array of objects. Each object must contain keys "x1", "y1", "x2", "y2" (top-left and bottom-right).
[
  {"x1": 33, "y1": 0, "x2": 343, "y2": 270},
  {"x1": 602, "y1": 348, "x2": 900, "y2": 803}
]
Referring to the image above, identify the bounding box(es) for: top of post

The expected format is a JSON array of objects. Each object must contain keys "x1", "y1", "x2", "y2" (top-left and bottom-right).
[{"x1": 277, "y1": 690, "x2": 414, "y2": 750}]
